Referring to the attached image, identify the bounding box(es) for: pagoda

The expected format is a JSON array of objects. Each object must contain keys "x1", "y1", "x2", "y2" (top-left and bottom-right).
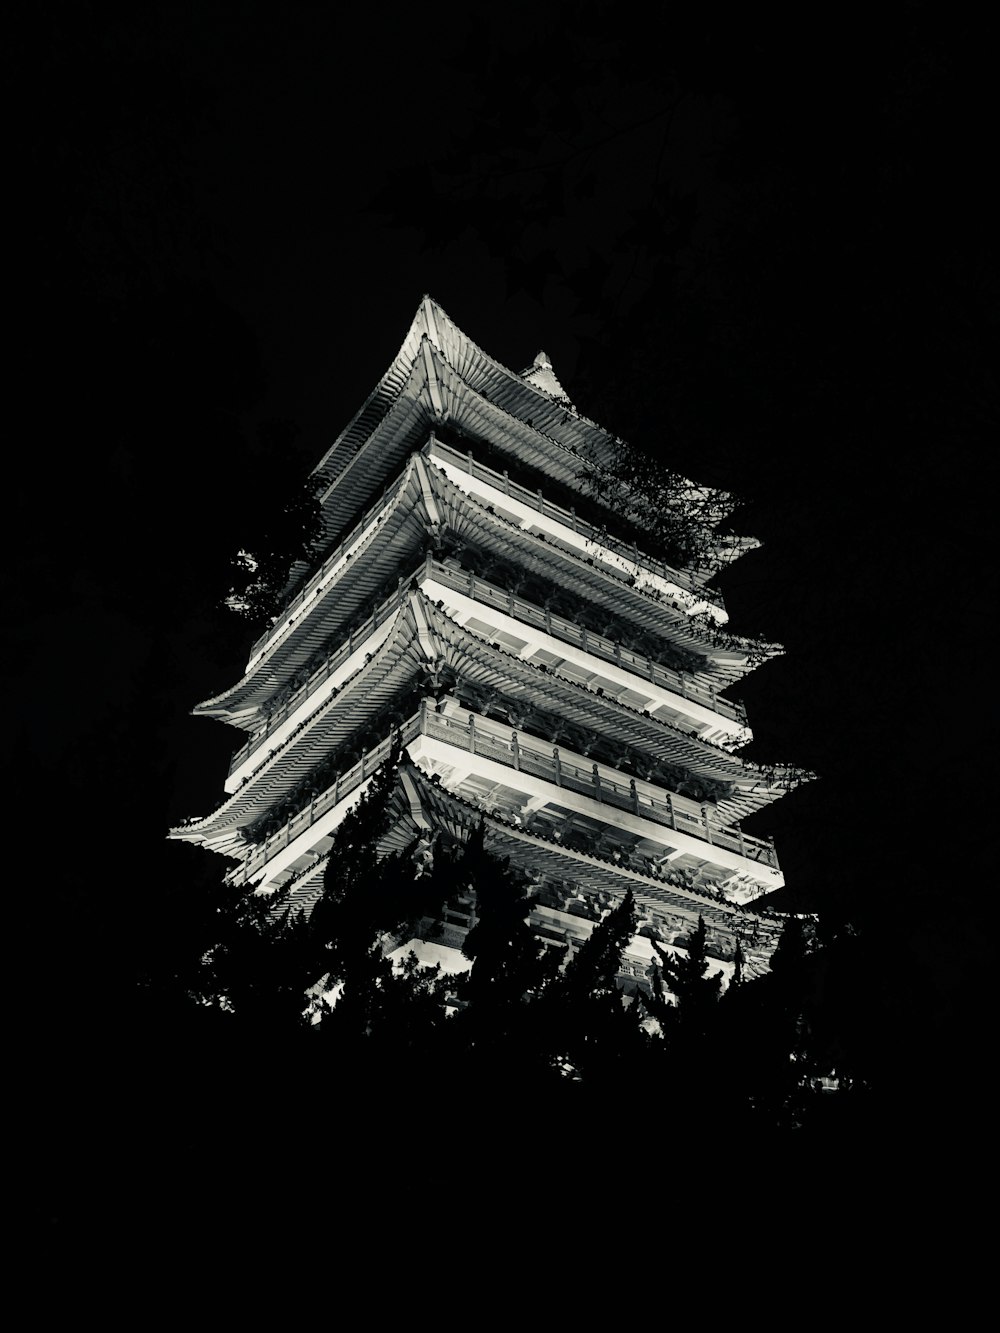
[{"x1": 172, "y1": 297, "x2": 804, "y2": 983}]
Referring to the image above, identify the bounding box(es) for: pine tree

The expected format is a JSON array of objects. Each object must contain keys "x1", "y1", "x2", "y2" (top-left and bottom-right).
[
  {"x1": 194, "y1": 866, "x2": 321, "y2": 1042},
  {"x1": 705, "y1": 912, "x2": 826, "y2": 1128},
  {"x1": 307, "y1": 743, "x2": 454, "y2": 1050},
  {"x1": 195, "y1": 739, "x2": 454, "y2": 1063},
  {"x1": 559, "y1": 890, "x2": 639, "y2": 1005},
  {"x1": 224, "y1": 470, "x2": 327, "y2": 625},
  {"x1": 543, "y1": 889, "x2": 646, "y2": 1088},
  {"x1": 643, "y1": 915, "x2": 723, "y2": 1035},
  {"x1": 448, "y1": 823, "x2": 562, "y2": 1085},
  {"x1": 731, "y1": 938, "x2": 745, "y2": 988}
]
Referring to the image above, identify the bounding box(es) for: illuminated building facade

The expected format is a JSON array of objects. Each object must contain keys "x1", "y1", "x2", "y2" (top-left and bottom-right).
[{"x1": 172, "y1": 298, "x2": 801, "y2": 983}]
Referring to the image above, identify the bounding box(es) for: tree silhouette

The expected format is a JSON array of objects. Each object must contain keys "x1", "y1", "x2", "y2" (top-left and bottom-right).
[
  {"x1": 542, "y1": 889, "x2": 645, "y2": 1088},
  {"x1": 642, "y1": 915, "x2": 723, "y2": 1036},
  {"x1": 224, "y1": 469, "x2": 327, "y2": 626}
]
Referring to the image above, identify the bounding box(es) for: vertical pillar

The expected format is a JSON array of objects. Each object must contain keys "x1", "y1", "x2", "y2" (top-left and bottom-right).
[
  {"x1": 553, "y1": 747, "x2": 562, "y2": 786},
  {"x1": 629, "y1": 779, "x2": 640, "y2": 815},
  {"x1": 592, "y1": 764, "x2": 602, "y2": 803},
  {"x1": 512, "y1": 731, "x2": 520, "y2": 771}
]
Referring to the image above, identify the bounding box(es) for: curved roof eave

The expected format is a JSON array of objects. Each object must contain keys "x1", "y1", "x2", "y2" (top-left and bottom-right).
[
  {"x1": 193, "y1": 458, "x2": 434, "y2": 719},
  {"x1": 174, "y1": 602, "x2": 434, "y2": 839},
  {"x1": 308, "y1": 295, "x2": 733, "y2": 530},
  {"x1": 197, "y1": 459, "x2": 776, "y2": 724},
  {"x1": 401, "y1": 765, "x2": 786, "y2": 932},
  {"x1": 421, "y1": 598, "x2": 755, "y2": 786}
]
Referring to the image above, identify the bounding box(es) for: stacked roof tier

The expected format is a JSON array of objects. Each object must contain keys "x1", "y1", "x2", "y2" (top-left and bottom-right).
[{"x1": 172, "y1": 297, "x2": 807, "y2": 977}]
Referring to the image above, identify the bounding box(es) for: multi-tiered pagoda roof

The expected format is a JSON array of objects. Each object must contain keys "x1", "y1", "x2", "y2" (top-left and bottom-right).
[{"x1": 172, "y1": 297, "x2": 808, "y2": 980}]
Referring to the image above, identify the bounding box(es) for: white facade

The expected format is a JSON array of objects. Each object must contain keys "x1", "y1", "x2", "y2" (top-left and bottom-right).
[{"x1": 172, "y1": 298, "x2": 803, "y2": 979}]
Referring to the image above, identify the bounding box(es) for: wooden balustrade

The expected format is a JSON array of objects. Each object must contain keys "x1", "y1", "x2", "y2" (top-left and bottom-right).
[{"x1": 237, "y1": 703, "x2": 777, "y2": 885}]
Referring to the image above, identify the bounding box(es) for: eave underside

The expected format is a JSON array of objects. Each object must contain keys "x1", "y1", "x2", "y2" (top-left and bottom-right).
[
  {"x1": 297, "y1": 296, "x2": 740, "y2": 591},
  {"x1": 182, "y1": 592, "x2": 792, "y2": 842},
  {"x1": 200, "y1": 456, "x2": 771, "y2": 721},
  {"x1": 272, "y1": 764, "x2": 782, "y2": 975}
]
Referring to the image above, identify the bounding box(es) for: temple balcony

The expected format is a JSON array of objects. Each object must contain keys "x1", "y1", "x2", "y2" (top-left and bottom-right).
[
  {"x1": 409, "y1": 701, "x2": 780, "y2": 880},
  {"x1": 225, "y1": 586, "x2": 405, "y2": 790},
  {"x1": 224, "y1": 701, "x2": 780, "y2": 902},
  {"x1": 209, "y1": 587, "x2": 784, "y2": 844},
  {"x1": 199, "y1": 452, "x2": 775, "y2": 723},
  {"x1": 244, "y1": 464, "x2": 414, "y2": 670},
  {"x1": 418, "y1": 558, "x2": 749, "y2": 742},
  {"x1": 225, "y1": 557, "x2": 751, "y2": 790},
  {"x1": 423, "y1": 435, "x2": 726, "y2": 620}
]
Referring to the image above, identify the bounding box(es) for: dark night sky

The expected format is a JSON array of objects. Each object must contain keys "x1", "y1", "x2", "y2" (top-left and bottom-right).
[{"x1": 11, "y1": 2, "x2": 994, "y2": 1061}]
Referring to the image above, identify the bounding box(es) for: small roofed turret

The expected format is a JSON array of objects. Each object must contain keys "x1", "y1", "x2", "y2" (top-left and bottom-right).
[{"x1": 521, "y1": 350, "x2": 571, "y2": 404}]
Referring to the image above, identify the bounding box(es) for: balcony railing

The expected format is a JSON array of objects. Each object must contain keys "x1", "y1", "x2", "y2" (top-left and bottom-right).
[
  {"x1": 236, "y1": 715, "x2": 423, "y2": 883},
  {"x1": 248, "y1": 434, "x2": 723, "y2": 669},
  {"x1": 424, "y1": 558, "x2": 747, "y2": 726},
  {"x1": 230, "y1": 584, "x2": 408, "y2": 777},
  {"x1": 424, "y1": 706, "x2": 776, "y2": 867},
  {"x1": 425, "y1": 436, "x2": 711, "y2": 602},
  {"x1": 235, "y1": 702, "x2": 776, "y2": 885},
  {"x1": 232, "y1": 556, "x2": 746, "y2": 782},
  {"x1": 247, "y1": 463, "x2": 413, "y2": 661}
]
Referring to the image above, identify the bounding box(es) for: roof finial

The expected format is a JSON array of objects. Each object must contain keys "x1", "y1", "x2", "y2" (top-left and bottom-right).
[{"x1": 521, "y1": 349, "x2": 571, "y2": 403}]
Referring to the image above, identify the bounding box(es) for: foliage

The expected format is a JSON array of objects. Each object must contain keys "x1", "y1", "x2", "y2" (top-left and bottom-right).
[
  {"x1": 541, "y1": 889, "x2": 644, "y2": 1083},
  {"x1": 194, "y1": 739, "x2": 449, "y2": 1046},
  {"x1": 580, "y1": 444, "x2": 736, "y2": 574},
  {"x1": 224, "y1": 472, "x2": 327, "y2": 625},
  {"x1": 641, "y1": 914, "x2": 724, "y2": 1037},
  {"x1": 192, "y1": 754, "x2": 854, "y2": 1128},
  {"x1": 560, "y1": 889, "x2": 639, "y2": 1005},
  {"x1": 193, "y1": 875, "x2": 319, "y2": 1036},
  {"x1": 301, "y1": 740, "x2": 456, "y2": 1047}
]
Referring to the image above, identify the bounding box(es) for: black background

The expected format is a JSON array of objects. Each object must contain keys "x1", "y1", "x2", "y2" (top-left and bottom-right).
[{"x1": 10, "y1": 2, "x2": 994, "y2": 1147}]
